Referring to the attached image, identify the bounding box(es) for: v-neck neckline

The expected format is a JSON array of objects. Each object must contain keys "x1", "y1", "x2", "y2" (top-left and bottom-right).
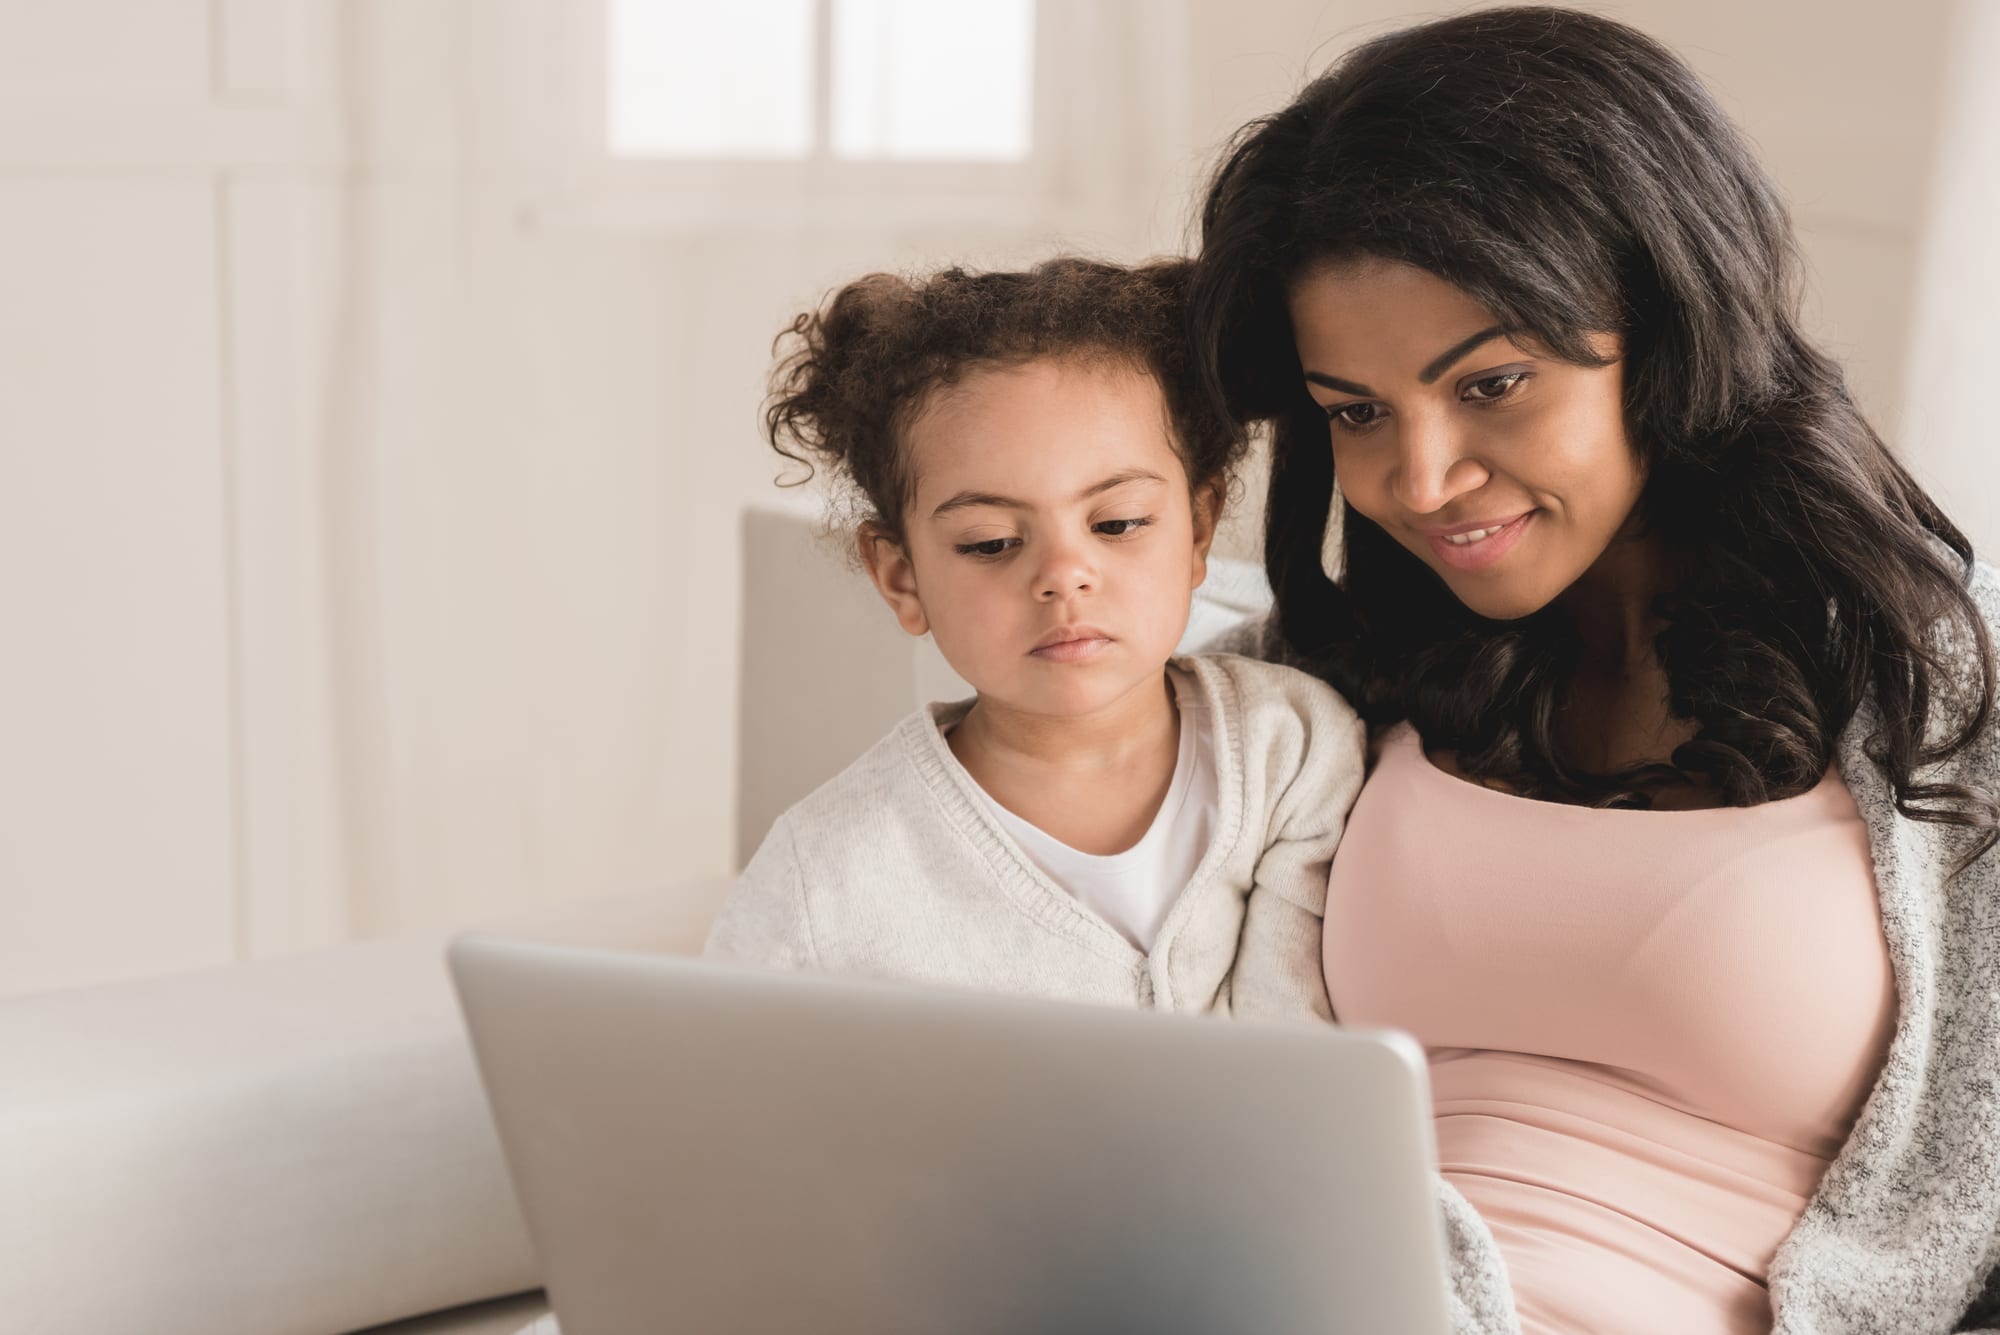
[{"x1": 901, "y1": 657, "x2": 1248, "y2": 994}]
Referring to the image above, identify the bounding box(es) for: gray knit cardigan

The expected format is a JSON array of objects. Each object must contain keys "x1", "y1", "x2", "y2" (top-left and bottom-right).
[{"x1": 1286, "y1": 561, "x2": 2000, "y2": 1335}]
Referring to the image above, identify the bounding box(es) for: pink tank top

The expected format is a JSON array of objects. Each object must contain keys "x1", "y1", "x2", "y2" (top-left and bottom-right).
[{"x1": 1325, "y1": 723, "x2": 1896, "y2": 1335}]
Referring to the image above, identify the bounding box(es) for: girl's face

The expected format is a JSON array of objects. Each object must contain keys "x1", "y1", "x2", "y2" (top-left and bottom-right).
[
  {"x1": 862, "y1": 357, "x2": 1217, "y2": 721},
  {"x1": 1287, "y1": 258, "x2": 1645, "y2": 621}
]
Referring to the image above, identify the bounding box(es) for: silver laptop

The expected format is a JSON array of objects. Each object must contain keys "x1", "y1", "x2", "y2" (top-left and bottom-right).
[{"x1": 448, "y1": 936, "x2": 1455, "y2": 1335}]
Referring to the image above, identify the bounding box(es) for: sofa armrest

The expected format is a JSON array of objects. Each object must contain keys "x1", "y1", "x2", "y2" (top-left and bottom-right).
[{"x1": 0, "y1": 880, "x2": 732, "y2": 1335}]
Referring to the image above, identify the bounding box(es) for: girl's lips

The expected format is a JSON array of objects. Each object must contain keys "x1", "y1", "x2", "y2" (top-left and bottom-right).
[
  {"x1": 1426, "y1": 510, "x2": 1536, "y2": 572},
  {"x1": 1029, "y1": 636, "x2": 1112, "y2": 663}
]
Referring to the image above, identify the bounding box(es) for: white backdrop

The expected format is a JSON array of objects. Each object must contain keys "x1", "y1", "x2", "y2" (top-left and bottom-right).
[
  {"x1": 2, "y1": 0, "x2": 1992, "y2": 993},
  {"x1": 1906, "y1": 0, "x2": 2000, "y2": 562}
]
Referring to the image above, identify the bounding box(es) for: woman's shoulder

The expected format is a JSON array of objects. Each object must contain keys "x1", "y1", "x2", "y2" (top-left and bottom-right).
[
  {"x1": 1962, "y1": 558, "x2": 2000, "y2": 748},
  {"x1": 1967, "y1": 558, "x2": 2000, "y2": 632},
  {"x1": 1932, "y1": 557, "x2": 2000, "y2": 730},
  {"x1": 1904, "y1": 556, "x2": 2000, "y2": 801}
]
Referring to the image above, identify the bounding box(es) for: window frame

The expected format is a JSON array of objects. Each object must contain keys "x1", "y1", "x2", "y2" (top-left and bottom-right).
[{"x1": 537, "y1": 0, "x2": 1188, "y2": 235}]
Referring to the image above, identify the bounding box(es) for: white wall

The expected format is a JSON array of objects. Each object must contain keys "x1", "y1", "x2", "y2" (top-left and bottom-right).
[
  {"x1": 1905, "y1": 0, "x2": 2000, "y2": 557},
  {"x1": 0, "y1": 0, "x2": 348, "y2": 991},
  {"x1": 2, "y1": 0, "x2": 1986, "y2": 993}
]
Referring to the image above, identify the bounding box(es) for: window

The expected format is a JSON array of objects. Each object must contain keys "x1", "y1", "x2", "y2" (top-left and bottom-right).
[
  {"x1": 541, "y1": 0, "x2": 1184, "y2": 237},
  {"x1": 607, "y1": 1, "x2": 816, "y2": 159},
  {"x1": 606, "y1": 0, "x2": 1036, "y2": 164}
]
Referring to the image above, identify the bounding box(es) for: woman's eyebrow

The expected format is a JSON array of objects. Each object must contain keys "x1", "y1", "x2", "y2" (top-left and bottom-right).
[
  {"x1": 930, "y1": 469, "x2": 1166, "y2": 519},
  {"x1": 1420, "y1": 325, "x2": 1510, "y2": 382},
  {"x1": 1305, "y1": 371, "x2": 1374, "y2": 396},
  {"x1": 1302, "y1": 324, "x2": 1514, "y2": 396}
]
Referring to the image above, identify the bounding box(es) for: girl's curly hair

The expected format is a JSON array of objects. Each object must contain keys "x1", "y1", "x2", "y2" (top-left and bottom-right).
[{"x1": 767, "y1": 257, "x2": 1244, "y2": 542}]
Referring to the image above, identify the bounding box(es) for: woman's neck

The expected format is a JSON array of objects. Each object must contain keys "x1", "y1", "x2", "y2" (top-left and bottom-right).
[
  {"x1": 1560, "y1": 527, "x2": 1674, "y2": 674},
  {"x1": 1551, "y1": 527, "x2": 1710, "y2": 782}
]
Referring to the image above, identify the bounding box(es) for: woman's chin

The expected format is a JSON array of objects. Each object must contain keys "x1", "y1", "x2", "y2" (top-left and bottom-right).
[{"x1": 1438, "y1": 573, "x2": 1554, "y2": 623}]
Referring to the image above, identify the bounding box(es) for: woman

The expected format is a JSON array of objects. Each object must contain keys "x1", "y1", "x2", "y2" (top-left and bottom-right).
[{"x1": 1189, "y1": 7, "x2": 2000, "y2": 1334}]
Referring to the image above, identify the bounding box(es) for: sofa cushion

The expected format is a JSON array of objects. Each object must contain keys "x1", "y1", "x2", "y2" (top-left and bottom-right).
[
  {"x1": 353, "y1": 1291, "x2": 550, "y2": 1333},
  {"x1": 0, "y1": 881, "x2": 730, "y2": 1335}
]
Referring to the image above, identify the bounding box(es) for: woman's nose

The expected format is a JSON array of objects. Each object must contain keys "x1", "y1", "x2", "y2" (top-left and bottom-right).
[{"x1": 1391, "y1": 416, "x2": 1487, "y2": 515}]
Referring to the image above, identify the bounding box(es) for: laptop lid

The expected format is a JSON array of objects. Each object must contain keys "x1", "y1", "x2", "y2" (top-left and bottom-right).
[{"x1": 449, "y1": 935, "x2": 1455, "y2": 1335}]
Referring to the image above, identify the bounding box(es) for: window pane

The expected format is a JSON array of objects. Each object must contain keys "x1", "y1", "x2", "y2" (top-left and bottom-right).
[
  {"x1": 607, "y1": 0, "x2": 815, "y2": 158},
  {"x1": 831, "y1": 0, "x2": 1035, "y2": 161}
]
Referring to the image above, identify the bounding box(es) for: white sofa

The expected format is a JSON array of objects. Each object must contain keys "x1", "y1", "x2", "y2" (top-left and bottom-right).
[
  {"x1": 0, "y1": 886, "x2": 725, "y2": 1335},
  {"x1": 1, "y1": 503, "x2": 1270, "y2": 1335}
]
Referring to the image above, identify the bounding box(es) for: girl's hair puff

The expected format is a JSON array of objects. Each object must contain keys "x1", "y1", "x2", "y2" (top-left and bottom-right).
[{"x1": 767, "y1": 257, "x2": 1242, "y2": 543}]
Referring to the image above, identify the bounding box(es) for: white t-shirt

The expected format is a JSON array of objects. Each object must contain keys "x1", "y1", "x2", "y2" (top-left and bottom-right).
[{"x1": 960, "y1": 669, "x2": 1216, "y2": 953}]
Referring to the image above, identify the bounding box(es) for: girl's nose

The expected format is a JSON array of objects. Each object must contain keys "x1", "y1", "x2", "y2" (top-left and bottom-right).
[{"x1": 1033, "y1": 539, "x2": 1097, "y2": 600}]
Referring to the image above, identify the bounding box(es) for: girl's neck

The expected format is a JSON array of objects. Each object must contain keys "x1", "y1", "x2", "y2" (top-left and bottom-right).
[
  {"x1": 946, "y1": 668, "x2": 1184, "y2": 857},
  {"x1": 949, "y1": 668, "x2": 1179, "y2": 778}
]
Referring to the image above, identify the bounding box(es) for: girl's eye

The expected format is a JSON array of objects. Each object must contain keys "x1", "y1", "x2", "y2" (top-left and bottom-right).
[
  {"x1": 1464, "y1": 371, "x2": 1529, "y2": 402},
  {"x1": 1327, "y1": 402, "x2": 1383, "y2": 432},
  {"x1": 1093, "y1": 517, "x2": 1153, "y2": 537},
  {"x1": 953, "y1": 537, "x2": 1019, "y2": 558}
]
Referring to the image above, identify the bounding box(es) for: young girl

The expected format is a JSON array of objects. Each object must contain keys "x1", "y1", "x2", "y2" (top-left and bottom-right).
[{"x1": 703, "y1": 258, "x2": 1365, "y2": 1019}]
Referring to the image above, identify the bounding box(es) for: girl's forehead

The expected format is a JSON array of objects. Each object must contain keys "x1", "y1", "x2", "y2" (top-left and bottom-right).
[
  {"x1": 917, "y1": 355, "x2": 1164, "y2": 420},
  {"x1": 904, "y1": 358, "x2": 1187, "y2": 497}
]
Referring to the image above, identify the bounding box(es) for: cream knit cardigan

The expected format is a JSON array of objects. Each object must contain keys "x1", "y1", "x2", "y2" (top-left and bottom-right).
[{"x1": 706, "y1": 652, "x2": 1365, "y2": 1022}]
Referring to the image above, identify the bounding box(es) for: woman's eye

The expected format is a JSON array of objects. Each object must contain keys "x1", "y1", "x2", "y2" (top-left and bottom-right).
[
  {"x1": 1327, "y1": 402, "x2": 1383, "y2": 431},
  {"x1": 954, "y1": 537, "x2": 1018, "y2": 558},
  {"x1": 1464, "y1": 371, "x2": 1528, "y2": 402},
  {"x1": 1093, "y1": 517, "x2": 1153, "y2": 537}
]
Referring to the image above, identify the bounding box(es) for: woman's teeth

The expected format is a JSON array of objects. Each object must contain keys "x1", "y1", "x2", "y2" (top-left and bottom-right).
[{"x1": 1444, "y1": 525, "x2": 1506, "y2": 546}]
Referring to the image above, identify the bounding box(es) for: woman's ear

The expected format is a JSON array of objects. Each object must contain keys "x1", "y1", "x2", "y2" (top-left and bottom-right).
[{"x1": 858, "y1": 522, "x2": 930, "y2": 637}]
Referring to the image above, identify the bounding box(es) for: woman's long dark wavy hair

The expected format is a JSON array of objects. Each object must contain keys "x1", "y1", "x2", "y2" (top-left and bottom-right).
[{"x1": 1189, "y1": 5, "x2": 1997, "y2": 859}]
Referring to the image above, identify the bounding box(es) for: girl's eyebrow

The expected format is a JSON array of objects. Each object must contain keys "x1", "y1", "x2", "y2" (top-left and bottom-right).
[
  {"x1": 930, "y1": 468, "x2": 1167, "y2": 518},
  {"x1": 1303, "y1": 324, "x2": 1513, "y2": 396}
]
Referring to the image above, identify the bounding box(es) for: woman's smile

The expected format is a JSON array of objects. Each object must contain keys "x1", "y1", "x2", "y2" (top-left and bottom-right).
[{"x1": 1424, "y1": 510, "x2": 1537, "y2": 572}]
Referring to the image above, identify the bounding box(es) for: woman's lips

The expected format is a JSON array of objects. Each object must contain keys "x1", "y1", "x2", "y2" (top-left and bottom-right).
[{"x1": 1426, "y1": 510, "x2": 1537, "y2": 572}]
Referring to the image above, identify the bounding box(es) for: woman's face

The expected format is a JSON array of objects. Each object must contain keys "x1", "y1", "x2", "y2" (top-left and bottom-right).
[{"x1": 1286, "y1": 258, "x2": 1645, "y2": 621}]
